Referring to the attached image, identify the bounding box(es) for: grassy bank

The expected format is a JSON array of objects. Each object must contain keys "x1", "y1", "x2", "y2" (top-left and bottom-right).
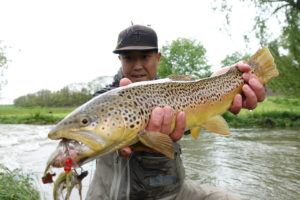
[
  {"x1": 0, "y1": 105, "x2": 75, "y2": 124},
  {"x1": 0, "y1": 97, "x2": 299, "y2": 128},
  {"x1": 224, "y1": 97, "x2": 300, "y2": 128},
  {"x1": 0, "y1": 165, "x2": 40, "y2": 200}
]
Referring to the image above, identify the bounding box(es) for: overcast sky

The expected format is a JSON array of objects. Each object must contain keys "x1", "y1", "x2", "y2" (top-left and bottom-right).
[{"x1": 0, "y1": 0, "x2": 281, "y2": 104}]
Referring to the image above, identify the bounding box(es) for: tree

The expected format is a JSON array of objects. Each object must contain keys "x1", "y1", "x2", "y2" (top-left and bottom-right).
[
  {"x1": 0, "y1": 41, "x2": 8, "y2": 95},
  {"x1": 213, "y1": 0, "x2": 300, "y2": 97},
  {"x1": 158, "y1": 38, "x2": 212, "y2": 78},
  {"x1": 268, "y1": 39, "x2": 300, "y2": 97},
  {"x1": 220, "y1": 52, "x2": 251, "y2": 68},
  {"x1": 213, "y1": 1, "x2": 299, "y2": 44}
]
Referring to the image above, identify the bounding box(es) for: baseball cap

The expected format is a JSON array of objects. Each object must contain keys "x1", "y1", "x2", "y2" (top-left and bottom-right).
[{"x1": 113, "y1": 25, "x2": 158, "y2": 54}]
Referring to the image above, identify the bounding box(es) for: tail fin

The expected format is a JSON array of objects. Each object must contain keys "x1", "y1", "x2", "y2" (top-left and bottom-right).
[{"x1": 249, "y1": 46, "x2": 279, "y2": 84}]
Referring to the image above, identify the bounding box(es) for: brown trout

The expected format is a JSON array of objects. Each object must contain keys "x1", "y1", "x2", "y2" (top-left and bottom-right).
[{"x1": 42, "y1": 46, "x2": 278, "y2": 198}]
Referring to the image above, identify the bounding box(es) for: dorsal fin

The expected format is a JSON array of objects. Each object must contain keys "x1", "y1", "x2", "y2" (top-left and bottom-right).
[{"x1": 167, "y1": 75, "x2": 197, "y2": 81}]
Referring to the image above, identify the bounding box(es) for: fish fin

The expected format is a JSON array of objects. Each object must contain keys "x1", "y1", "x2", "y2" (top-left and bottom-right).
[
  {"x1": 190, "y1": 127, "x2": 201, "y2": 140},
  {"x1": 201, "y1": 115, "x2": 230, "y2": 135},
  {"x1": 138, "y1": 131, "x2": 174, "y2": 159},
  {"x1": 249, "y1": 46, "x2": 279, "y2": 84},
  {"x1": 167, "y1": 74, "x2": 197, "y2": 81},
  {"x1": 131, "y1": 142, "x2": 158, "y2": 152}
]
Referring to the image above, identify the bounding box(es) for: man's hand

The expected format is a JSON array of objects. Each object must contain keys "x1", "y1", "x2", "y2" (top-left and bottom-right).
[
  {"x1": 212, "y1": 62, "x2": 265, "y2": 114},
  {"x1": 118, "y1": 78, "x2": 186, "y2": 157}
]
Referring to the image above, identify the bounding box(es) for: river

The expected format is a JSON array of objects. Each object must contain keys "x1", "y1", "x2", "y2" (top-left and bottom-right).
[{"x1": 0, "y1": 124, "x2": 299, "y2": 200}]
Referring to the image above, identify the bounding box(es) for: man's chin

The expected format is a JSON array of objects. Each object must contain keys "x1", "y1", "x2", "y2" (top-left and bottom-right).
[{"x1": 131, "y1": 76, "x2": 148, "y2": 82}]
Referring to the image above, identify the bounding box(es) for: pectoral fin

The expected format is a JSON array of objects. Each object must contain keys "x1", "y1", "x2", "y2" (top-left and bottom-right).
[
  {"x1": 130, "y1": 142, "x2": 158, "y2": 153},
  {"x1": 190, "y1": 127, "x2": 201, "y2": 140},
  {"x1": 138, "y1": 131, "x2": 174, "y2": 159},
  {"x1": 201, "y1": 115, "x2": 230, "y2": 135}
]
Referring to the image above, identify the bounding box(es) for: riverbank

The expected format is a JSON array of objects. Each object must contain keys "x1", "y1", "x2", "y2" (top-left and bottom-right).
[
  {"x1": 0, "y1": 164, "x2": 40, "y2": 200},
  {"x1": 0, "y1": 97, "x2": 299, "y2": 128}
]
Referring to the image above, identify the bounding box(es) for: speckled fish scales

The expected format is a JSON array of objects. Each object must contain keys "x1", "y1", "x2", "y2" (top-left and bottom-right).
[{"x1": 46, "y1": 46, "x2": 278, "y2": 167}]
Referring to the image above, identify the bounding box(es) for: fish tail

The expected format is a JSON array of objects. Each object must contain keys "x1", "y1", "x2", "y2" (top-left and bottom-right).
[{"x1": 249, "y1": 46, "x2": 279, "y2": 84}]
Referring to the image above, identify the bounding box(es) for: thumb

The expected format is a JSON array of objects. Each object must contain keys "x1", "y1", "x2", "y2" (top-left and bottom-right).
[{"x1": 120, "y1": 78, "x2": 132, "y2": 87}]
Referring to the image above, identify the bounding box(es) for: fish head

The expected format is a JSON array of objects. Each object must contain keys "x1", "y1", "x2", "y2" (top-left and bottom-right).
[{"x1": 47, "y1": 99, "x2": 127, "y2": 168}]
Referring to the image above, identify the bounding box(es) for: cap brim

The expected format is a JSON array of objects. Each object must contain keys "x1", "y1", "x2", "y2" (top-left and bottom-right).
[{"x1": 113, "y1": 46, "x2": 158, "y2": 54}]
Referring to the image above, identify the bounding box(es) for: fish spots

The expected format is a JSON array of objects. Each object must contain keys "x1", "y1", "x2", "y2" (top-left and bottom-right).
[{"x1": 96, "y1": 71, "x2": 243, "y2": 134}]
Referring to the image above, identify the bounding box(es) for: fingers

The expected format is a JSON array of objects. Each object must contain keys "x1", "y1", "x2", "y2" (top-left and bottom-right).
[
  {"x1": 211, "y1": 66, "x2": 230, "y2": 76},
  {"x1": 118, "y1": 147, "x2": 132, "y2": 157},
  {"x1": 229, "y1": 94, "x2": 243, "y2": 115},
  {"x1": 169, "y1": 111, "x2": 185, "y2": 142},
  {"x1": 160, "y1": 107, "x2": 174, "y2": 134},
  {"x1": 211, "y1": 61, "x2": 251, "y2": 77},
  {"x1": 228, "y1": 62, "x2": 266, "y2": 113},
  {"x1": 235, "y1": 61, "x2": 252, "y2": 73},
  {"x1": 241, "y1": 72, "x2": 265, "y2": 109},
  {"x1": 146, "y1": 106, "x2": 185, "y2": 142},
  {"x1": 249, "y1": 78, "x2": 265, "y2": 102},
  {"x1": 242, "y1": 84, "x2": 258, "y2": 110},
  {"x1": 146, "y1": 107, "x2": 165, "y2": 132},
  {"x1": 146, "y1": 106, "x2": 174, "y2": 134},
  {"x1": 119, "y1": 78, "x2": 132, "y2": 87}
]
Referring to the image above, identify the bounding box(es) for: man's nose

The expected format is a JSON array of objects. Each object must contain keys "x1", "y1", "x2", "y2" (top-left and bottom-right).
[{"x1": 133, "y1": 59, "x2": 143, "y2": 70}]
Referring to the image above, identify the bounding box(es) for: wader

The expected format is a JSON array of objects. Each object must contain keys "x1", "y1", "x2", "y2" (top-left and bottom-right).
[
  {"x1": 86, "y1": 143, "x2": 184, "y2": 200},
  {"x1": 86, "y1": 143, "x2": 247, "y2": 200}
]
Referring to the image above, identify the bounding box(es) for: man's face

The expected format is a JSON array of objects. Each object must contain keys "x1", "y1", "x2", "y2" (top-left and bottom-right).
[{"x1": 119, "y1": 51, "x2": 161, "y2": 82}]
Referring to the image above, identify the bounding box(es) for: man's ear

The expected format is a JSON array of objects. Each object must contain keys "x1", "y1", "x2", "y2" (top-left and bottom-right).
[{"x1": 157, "y1": 52, "x2": 162, "y2": 61}]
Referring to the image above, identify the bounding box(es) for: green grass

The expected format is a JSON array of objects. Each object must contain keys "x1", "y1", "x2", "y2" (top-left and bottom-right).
[
  {"x1": 0, "y1": 105, "x2": 75, "y2": 124},
  {"x1": 0, "y1": 96, "x2": 299, "y2": 127},
  {"x1": 0, "y1": 165, "x2": 40, "y2": 200},
  {"x1": 224, "y1": 97, "x2": 300, "y2": 128}
]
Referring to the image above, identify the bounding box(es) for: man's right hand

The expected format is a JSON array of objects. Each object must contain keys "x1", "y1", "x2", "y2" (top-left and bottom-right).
[{"x1": 118, "y1": 78, "x2": 186, "y2": 157}]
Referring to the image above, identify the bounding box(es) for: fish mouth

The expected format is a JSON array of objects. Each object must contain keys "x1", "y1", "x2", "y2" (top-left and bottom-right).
[
  {"x1": 47, "y1": 129, "x2": 107, "y2": 169},
  {"x1": 49, "y1": 138, "x2": 93, "y2": 168},
  {"x1": 48, "y1": 129, "x2": 105, "y2": 152}
]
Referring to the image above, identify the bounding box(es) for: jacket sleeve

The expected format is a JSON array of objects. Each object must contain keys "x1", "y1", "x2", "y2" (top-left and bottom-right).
[
  {"x1": 93, "y1": 68, "x2": 123, "y2": 97},
  {"x1": 93, "y1": 84, "x2": 119, "y2": 97}
]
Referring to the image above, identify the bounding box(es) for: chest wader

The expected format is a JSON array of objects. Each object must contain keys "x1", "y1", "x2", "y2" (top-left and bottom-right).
[{"x1": 129, "y1": 143, "x2": 185, "y2": 200}]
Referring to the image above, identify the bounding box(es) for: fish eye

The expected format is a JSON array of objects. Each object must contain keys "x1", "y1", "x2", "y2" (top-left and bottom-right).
[{"x1": 79, "y1": 117, "x2": 91, "y2": 127}]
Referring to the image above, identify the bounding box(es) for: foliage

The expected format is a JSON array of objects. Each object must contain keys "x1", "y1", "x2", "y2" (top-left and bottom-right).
[
  {"x1": 14, "y1": 87, "x2": 92, "y2": 107},
  {"x1": 0, "y1": 165, "x2": 40, "y2": 200},
  {"x1": 0, "y1": 41, "x2": 8, "y2": 94},
  {"x1": 213, "y1": 0, "x2": 300, "y2": 97},
  {"x1": 158, "y1": 38, "x2": 212, "y2": 78},
  {"x1": 213, "y1": 0, "x2": 300, "y2": 44},
  {"x1": 220, "y1": 52, "x2": 251, "y2": 68},
  {"x1": 268, "y1": 40, "x2": 300, "y2": 97}
]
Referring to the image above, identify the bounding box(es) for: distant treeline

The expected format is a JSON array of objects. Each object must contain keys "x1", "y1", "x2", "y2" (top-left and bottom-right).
[{"x1": 14, "y1": 87, "x2": 93, "y2": 107}]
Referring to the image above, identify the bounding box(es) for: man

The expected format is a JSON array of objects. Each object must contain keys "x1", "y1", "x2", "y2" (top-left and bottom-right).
[{"x1": 86, "y1": 25, "x2": 264, "y2": 200}]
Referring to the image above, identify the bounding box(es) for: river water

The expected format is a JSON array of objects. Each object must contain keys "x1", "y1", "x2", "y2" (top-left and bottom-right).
[{"x1": 0, "y1": 124, "x2": 299, "y2": 200}]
